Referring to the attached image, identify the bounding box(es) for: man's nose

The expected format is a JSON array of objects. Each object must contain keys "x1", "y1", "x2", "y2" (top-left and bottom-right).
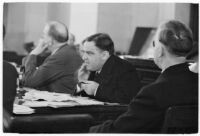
[{"x1": 82, "y1": 53, "x2": 87, "y2": 61}]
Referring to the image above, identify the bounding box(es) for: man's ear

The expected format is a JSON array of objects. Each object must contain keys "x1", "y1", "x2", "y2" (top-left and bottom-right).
[
  {"x1": 102, "y1": 51, "x2": 110, "y2": 60},
  {"x1": 157, "y1": 44, "x2": 164, "y2": 58},
  {"x1": 49, "y1": 38, "x2": 54, "y2": 45}
]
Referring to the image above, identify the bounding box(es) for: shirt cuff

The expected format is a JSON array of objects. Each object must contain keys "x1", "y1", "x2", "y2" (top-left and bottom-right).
[
  {"x1": 94, "y1": 87, "x2": 98, "y2": 96},
  {"x1": 76, "y1": 84, "x2": 82, "y2": 93}
]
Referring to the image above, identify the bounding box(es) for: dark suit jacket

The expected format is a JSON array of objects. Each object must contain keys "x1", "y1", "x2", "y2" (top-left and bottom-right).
[
  {"x1": 79, "y1": 55, "x2": 141, "y2": 104},
  {"x1": 22, "y1": 44, "x2": 82, "y2": 94},
  {"x1": 3, "y1": 61, "x2": 18, "y2": 113},
  {"x1": 90, "y1": 63, "x2": 198, "y2": 133}
]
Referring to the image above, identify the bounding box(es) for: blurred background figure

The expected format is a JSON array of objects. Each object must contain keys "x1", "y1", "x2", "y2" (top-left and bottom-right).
[
  {"x1": 22, "y1": 21, "x2": 82, "y2": 94},
  {"x1": 23, "y1": 41, "x2": 51, "y2": 66},
  {"x1": 186, "y1": 42, "x2": 198, "y2": 73},
  {"x1": 23, "y1": 42, "x2": 35, "y2": 54}
]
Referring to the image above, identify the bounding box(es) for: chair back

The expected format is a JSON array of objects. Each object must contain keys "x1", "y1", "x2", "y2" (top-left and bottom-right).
[{"x1": 162, "y1": 105, "x2": 198, "y2": 133}]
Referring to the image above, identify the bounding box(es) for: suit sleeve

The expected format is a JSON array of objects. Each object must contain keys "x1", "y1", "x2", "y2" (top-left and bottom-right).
[
  {"x1": 3, "y1": 61, "x2": 18, "y2": 113},
  {"x1": 22, "y1": 54, "x2": 64, "y2": 88},
  {"x1": 90, "y1": 86, "x2": 164, "y2": 133},
  {"x1": 95, "y1": 68, "x2": 141, "y2": 104}
]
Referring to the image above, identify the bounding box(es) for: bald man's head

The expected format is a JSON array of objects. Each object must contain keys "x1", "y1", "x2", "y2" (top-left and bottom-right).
[{"x1": 46, "y1": 21, "x2": 68, "y2": 43}]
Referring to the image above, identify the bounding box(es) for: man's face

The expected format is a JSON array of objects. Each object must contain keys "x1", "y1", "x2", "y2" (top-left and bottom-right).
[
  {"x1": 42, "y1": 25, "x2": 53, "y2": 51},
  {"x1": 82, "y1": 41, "x2": 105, "y2": 71}
]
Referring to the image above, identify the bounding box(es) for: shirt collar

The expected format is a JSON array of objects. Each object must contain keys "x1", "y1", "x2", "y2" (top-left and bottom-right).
[{"x1": 51, "y1": 43, "x2": 67, "y2": 55}]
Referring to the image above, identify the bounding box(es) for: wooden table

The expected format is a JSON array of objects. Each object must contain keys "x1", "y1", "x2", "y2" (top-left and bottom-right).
[{"x1": 4, "y1": 104, "x2": 128, "y2": 133}]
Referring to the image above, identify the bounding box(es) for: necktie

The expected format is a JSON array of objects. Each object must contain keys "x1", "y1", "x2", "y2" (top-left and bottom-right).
[{"x1": 93, "y1": 71, "x2": 100, "y2": 81}]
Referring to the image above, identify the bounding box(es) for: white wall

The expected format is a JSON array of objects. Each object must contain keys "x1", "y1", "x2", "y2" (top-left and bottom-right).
[
  {"x1": 69, "y1": 3, "x2": 98, "y2": 44},
  {"x1": 4, "y1": 3, "x2": 49, "y2": 54},
  {"x1": 4, "y1": 3, "x2": 191, "y2": 55},
  {"x1": 175, "y1": 3, "x2": 190, "y2": 26},
  {"x1": 47, "y1": 3, "x2": 70, "y2": 26},
  {"x1": 4, "y1": 3, "x2": 70, "y2": 55},
  {"x1": 97, "y1": 3, "x2": 190, "y2": 53}
]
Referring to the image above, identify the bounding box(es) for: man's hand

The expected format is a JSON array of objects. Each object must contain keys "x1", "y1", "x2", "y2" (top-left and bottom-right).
[
  {"x1": 78, "y1": 64, "x2": 90, "y2": 82},
  {"x1": 81, "y1": 81, "x2": 99, "y2": 95},
  {"x1": 30, "y1": 39, "x2": 49, "y2": 55}
]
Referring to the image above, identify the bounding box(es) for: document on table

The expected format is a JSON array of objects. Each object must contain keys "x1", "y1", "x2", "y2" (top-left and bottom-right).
[
  {"x1": 13, "y1": 104, "x2": 35, "y2": 114},
  {"x1": 21, "y1": 88, "x2": 105, "y2": 108}
]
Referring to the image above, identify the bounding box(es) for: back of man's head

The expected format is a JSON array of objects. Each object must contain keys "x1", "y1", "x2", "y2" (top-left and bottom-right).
[
  {"x1": 47, "y1": 21, "x2": 68, "y2": 43},
  {"x1": 84, "y1": 33, "x2": 115, "y2": 55},
  {"x1": 158, "y1": 20, "x2": 193, "y2": 57}
]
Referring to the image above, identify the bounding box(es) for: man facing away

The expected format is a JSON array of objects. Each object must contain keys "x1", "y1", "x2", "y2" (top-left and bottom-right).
[
  {"x1": 76, "y1": 33, "x2": 141, "y2": 104},
  {"x1": 89, "y1": 20, "x2": 198, "y2": 133},
  {"x1": 22, "y1": 21, "x2": 82, "y2": 94}
]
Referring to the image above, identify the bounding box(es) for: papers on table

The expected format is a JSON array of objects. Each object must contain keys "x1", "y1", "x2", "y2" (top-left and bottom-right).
[
  {"x1": 20, "y1": 87, "x2": 105, "y2": 108},
  {"x1": 14, "y1": 88, "x2": 119, "y2": 114},
  {"x1": 22, "y1": 101, "x2": 49, "y2": 107},
  {"x1": 13, "y1": 104, "x2": 35, "y2": 114},
  {"x1": 23, "y1": 89, "x2": 75, "y2": 102}
]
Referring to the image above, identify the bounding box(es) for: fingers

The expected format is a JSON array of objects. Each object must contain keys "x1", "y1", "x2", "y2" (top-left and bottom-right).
[
  {"x1": 83, "y1": 81, "x2": 96, "y2": 84},
  {"x1": 79, "y1": 63, "x2": 87, "y2": 72},
  {"x1": 79, "y1": 80, "x2": 88, "y2": 84}
]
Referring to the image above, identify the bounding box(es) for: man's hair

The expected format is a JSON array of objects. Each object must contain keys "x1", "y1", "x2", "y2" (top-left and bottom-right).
[
  {"x1": 159, "y1": 20, "x2": 193, "y2": 57},
  {"x1": 83, "y1": 33, "x2": 115, "y2": 55},
  {"x1": 47, "y1": 21, "x2": 68, "y2": 43}
]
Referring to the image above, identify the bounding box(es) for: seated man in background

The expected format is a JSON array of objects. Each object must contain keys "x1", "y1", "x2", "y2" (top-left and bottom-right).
[
  {"x1": 89, "y1": 20, "x2": 198, "y2": 133},
  {"x1": 76, "y1": 33, "x2": 141, "y2": 104},
  {"x1": 22, "y1": 21, "x2": 82, "y2": 94}
]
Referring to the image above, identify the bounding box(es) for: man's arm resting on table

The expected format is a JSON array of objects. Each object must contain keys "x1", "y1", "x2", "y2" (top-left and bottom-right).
[{"x1": 22, "y1": 54, "x2": 63, "y2": 88}]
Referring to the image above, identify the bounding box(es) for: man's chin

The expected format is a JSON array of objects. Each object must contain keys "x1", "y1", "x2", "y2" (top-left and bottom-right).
[
  {"x1": 86, "y1": 66, "x2": 95, "y2": 71},
  {"x1": 85, "y1": 65, "x2": 91, "y2": 71}
]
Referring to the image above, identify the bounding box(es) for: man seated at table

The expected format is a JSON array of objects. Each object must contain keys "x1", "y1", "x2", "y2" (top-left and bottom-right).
[
  {"x1": 76, "y1": 33, "x2": 141, "y2": 104},
  {"x1": 89, "y1": 20, "x2": 198, "y2": 133},
  {"x1": 22, "y1": 21, "x2": 82, "y2": 94}
]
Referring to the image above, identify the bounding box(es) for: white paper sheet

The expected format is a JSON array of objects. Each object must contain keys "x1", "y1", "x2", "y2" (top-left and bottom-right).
[
  {"x1": 13, "y1": 104, "x2": 35, "y2": 114},
  {"x1": 21, "y1": 88, "x2": 105, "y2": 108}
]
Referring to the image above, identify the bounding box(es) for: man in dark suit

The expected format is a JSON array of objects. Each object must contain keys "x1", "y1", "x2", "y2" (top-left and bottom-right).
[
  {"x1": 76, "y1": 33, "x2": 141, "y2": 104},
  {"x1": 3, "y1": 61, "x2": 18, "y2": 113},
  {"x1": 89, "y1": 20, "x2": 198, "y2": 133},
  {"x1": 3, "y1": 25, "x2": 18, "y2": 113},
  {"x1": 22, "y1": 21, "x2": 82, "y2": 94}
]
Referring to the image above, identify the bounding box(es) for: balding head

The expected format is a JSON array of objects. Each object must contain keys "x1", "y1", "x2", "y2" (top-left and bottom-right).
[{"x1": 46, "y1": 21, "x2": 68, "y2": 43}]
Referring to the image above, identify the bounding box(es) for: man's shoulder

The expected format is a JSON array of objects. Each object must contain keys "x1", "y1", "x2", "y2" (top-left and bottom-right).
[
  {"x1": 3, "y1": 61, "x2": 18, "y2": 76},
  {"x1": 112, "y1": 55, "x2": 136, "y2": 71},
  {"x1": 55, "y1": 45, "x2": 80, "y2": 57}
]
